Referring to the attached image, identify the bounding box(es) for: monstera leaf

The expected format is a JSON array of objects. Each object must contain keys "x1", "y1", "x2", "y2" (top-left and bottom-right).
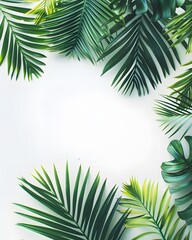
[
  {"x1": 15, "y1": 163, "x2": 128, "y2": 240},
  {"x1": 155, "y1": 92, "x2": 192, "y2": 138},
  {"x1": 162, "y1": 136, "x2": 192, "y2": 225},
  {"x1": 101, "y1": 10, "x2": 180, "y2": 95},
  {"x1": 41, "y1": 0, "x2": 115, "y2": 62},
  {"x1": 110, "y1": 0, "x2": 185, "y2": 19},
  {"x1": 120, "y1": 178, "x2": 190, "y2": 239},
  {"x1": 0, "y1": 0, "x2": 47, "y2": 80}
]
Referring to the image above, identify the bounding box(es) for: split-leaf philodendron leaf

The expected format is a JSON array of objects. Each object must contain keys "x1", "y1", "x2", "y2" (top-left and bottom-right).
[
  {"x1": 110, "y1": 0, "x2": 185, "y2": 20},
  {"x1": 162, "y1": 136, "x2": 192, "y2": 225}
]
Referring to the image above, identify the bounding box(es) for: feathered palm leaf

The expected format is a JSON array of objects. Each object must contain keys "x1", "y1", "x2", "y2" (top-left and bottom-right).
[
  {"x1": 27, "y1": 0, "x2": 59, "y2": 24},
  {"x1": 41, "y1": 0, "x2": 115, "y2": 62},
  {"x1": 101, "y1": 10, "x2": 180, "y2": 95},
  {"x1": 0, "y1": 0, "x2": 47, "y2": 80},
  {"x1": 155, "y1": 92, "x2": 192, "y2": 138},
  {"x1": 166, "y1": 3, "x2": 192, "y2": 53},
  {"x1": 170, "y1": 61, "x2": 192, "y2": 108},
  {"x1": 120, "y1": 178, "x2": 190, "y2": 239},
  {"x1": 162, "y1": 136, "x2": 192, "y2": 225},
  {"x1": 15, "y1": 162, "x2": 128, "y2": 240}
]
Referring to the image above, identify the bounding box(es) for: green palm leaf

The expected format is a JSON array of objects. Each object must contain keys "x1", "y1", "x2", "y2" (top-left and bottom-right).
[
  {"x1": 15, "y1": 162, "x2": 128, "y2": 240},
  {"x1": 101, "y1": 10, "x2": 180, "y2": 95},
  {"x1": 41, "y1": 0, "x2": 114, "y2": 62},
  {"x1": 0, "y1": 0, "x2": 47, "y2": 80},
  {"x1": 27, "y1": 0, "x2": 59, "y2": 24},
  {"x1": 166, "y1": 3, "x2": 192, "y2": 53},
  {"x1": 110, "y1": 0, "x2": 185, "y2": 20},
  {"x1": 155, "y1": 92, "x2": 192, "y2": 138},
  {"x1": 170, "y1": 61, "x2": 192, "y2": 108},
  {"x1": 161, "y1": 136, "x2": 192, "y2": 225},
  {"x1": 120, "y1": 178, "x2": 190, "y2": 239}
]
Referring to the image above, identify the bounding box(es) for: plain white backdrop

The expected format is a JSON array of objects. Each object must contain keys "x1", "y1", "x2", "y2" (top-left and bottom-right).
[{"x1": 0, "y1": 51, "x2": 191, "y2": 240}]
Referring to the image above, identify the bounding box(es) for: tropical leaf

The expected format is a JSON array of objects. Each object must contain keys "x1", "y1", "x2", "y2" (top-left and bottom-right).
[
  {"x1": 166, "y1": 3, "x2": 192, "y2": 53},
  {"x1": 41, "y1": 0, "x2": 115, "y2": 63},
  {"x1": 170, "y1": 61, "x2": 192, "y2": 108},
  {"x1": 101, "y1": 10, "x2": 180, "y2": 96},
  {"x1": 155, "y1": 92, "x2": 192, "y2": 139},
  {"x1": 120, "y1": 178, "x2": 190, "y2": 239},
  {"x1": 15, "y1": 162, "x2": 128, "y2": 240},
  {"x1": 162, "y1": 136, "x2": 192, "y2": 225},
  {"x1": 27, "y1": 0, "x2": 60, "y2": 24},
  {"x1": 109, "y1": 0, "x2": 185, "y2": 20},
  {"x1": 0, "y1": 0, "x2": 47, "y2": 80}
]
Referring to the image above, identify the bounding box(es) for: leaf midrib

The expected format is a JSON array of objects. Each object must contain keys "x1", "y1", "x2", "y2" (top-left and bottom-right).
[
  {"x1": 68, "y1": 0, "x2": 88, "y2": 53},
  {"x1": 0, "y1": 7, "x2": 31, "y2": 73},
  {"x1": 137, "y1": 197, "x2": 167, "y2": 240}
]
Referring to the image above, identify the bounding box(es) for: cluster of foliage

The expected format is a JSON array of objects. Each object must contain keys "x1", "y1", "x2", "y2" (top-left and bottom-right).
[
  {"x1": 17, "y1": 163, "x2": 191, "y2": 240},
  {"x1": 0, "y1": 0, "x2": 189, "y2": 94},
  {"x1": 2, "y1": 0, "x2": 190, "y2": 239},
  {"x1": 1, "y1": 0, "x2": 191, "y2": 138}
]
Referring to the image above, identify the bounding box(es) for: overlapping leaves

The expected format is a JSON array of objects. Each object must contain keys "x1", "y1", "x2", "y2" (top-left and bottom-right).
[
  {"x1": 0, "y1": 0, "x2": 47, "y2": 80},
  {"x1": 170, "y1": 61, "x2": 192, "y2": 108},
  {"x1": 162, "y1": 136, "x2": 192, "y2": 225},
  {"x1": 120, "y1": 178, "x2": 190, "y2": 239},
  {"x1": 41, "y1": 0, "x2": 114, "y2": 62},
  {"x1": 155, "y1": 91, "x2": 192, "y2": 139},
  {"x1": 16, "y1": 163, "x2": 127, "y2": 240},
  {"x1": 166, "y1": 3, "x2": 192, "y2": 53},
  {"x1": 101, "y1": 11, "x2": 180, "y2": 95},
  {"x1": 27, "y1": 0, "x2": 59, "y2": 24},
  {"x1": 110, "y1": 0, "x2": 185, "y2": 20}
]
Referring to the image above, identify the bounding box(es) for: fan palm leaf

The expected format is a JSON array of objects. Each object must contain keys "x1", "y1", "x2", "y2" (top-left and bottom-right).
[
  {"x1": 15, "y1": 162, "x2": 128, "y2": 240},
  {"x1": 41, "y1": 0, "x2": 115, "y2": 62},
  {"x1": 0, "y1": 0, "x2": 47, "y2": 80},
  {"x1": 166, "y1": 3, "x2": 192, "y2": 53},
  {"x1": 120, "y1": 178, "x2": 190, "y2": 239},
  {"x1": 161, "y1": 136, "x2": 192, "y2": 225},
  {"x1": 155, "y1": 92, "x2": 192, "y2": 138},
  {"x1": 101, "y1": 10, "x2": 180, "y2": 95}
]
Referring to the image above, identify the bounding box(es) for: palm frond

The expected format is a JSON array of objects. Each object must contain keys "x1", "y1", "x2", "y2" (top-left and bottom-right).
[
  {"x1": 0, "y1": 0, "x2": 47, "y2": 80},
  {"x1": 162, "y1": 136, "x2": 192, "y2": 225},
  {"x1": 41, "y1": 0, "x2": 115, "y2": 63},
  {"x1": 15, "y1": 162, "x2": 128, "y2": 240},
  {"x1": 120, "y1": 178, "x2": 190, "y2": 240},
  {"x1": 155, "y1": 92, "x2": 192, "y2": 139},
  {"x1": 166, "y1": 4, "x2": 192, "y2": 53},
  {"x1": 170, "y1": 61, "x2": 192, "y2": 108},
  {"x1": 101, "y1": 10, "x2": 180, "y2": 96},
  {"x1": 27, "y1": 0, "x2": 59, "y2": 24}
]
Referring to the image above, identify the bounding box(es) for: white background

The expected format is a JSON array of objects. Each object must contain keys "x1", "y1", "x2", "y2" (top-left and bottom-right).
[{"x1": 0, "y1": 51, "x2": 191, "y2": 240}]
